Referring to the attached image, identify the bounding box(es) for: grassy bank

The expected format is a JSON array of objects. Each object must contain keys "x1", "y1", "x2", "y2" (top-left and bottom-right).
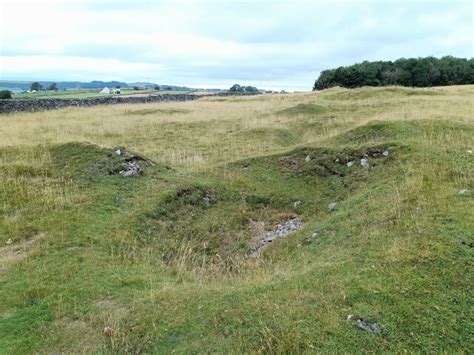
[{"x1": 0, "y1": 85, "x2": 472, "y2": 352}]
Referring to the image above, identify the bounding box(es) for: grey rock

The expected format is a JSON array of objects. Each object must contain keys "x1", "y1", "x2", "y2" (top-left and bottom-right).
[
  {"x1": 458, "y1": 189, "x2": 469, "y2": 195},
  {"x1": 356, "y1": 320, "x2": 383, "y2": 333},
  {"x1": 293, "y1": 200, "x2": 302, "y2": 208},
  {"x1": 347, "y1": 314, "x2": 383, "y2": 334},
  {"x1": 382, "y1": 150, "x2": 389, "y2": 156},
  {"x1": 119, "y1": 160, "x2": 141, "y2": 177},
  {"x1": 311, "y1": 232, "x2": 319, "y2": 238},
  {"x1": 115, "y1": 149, "x2": 122, "y2": 156},
  {"x1": 202, "y1": 196, "x2": 211, "y2": 207},
  {"x1": 305, "y1": 155, "x2": 311, "y2": 162},
  {"x1": 360, "y1": 158, "x2": 369, "y2": 168},
  {"x1": 328, "y1": 202, "x2": 337, "y2": 211},
  {"x1": 250, "y1": 217, "x2": 303, "y2": 257},
  {"x1": 347, "y1": 160, "x2": 355, "y2": 167}
]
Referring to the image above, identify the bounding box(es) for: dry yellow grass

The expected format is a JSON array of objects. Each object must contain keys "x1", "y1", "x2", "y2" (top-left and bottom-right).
[{"x1": 2, "y1": 85, "x2": 472, "y2": 171}]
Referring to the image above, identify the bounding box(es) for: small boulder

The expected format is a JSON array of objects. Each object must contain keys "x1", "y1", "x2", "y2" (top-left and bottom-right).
[
  {"x1": 382, "y1": 150, "x2": 389, "y2": 157},
  {"x1": 311, "y1": 232, "x2": 319, "y2": 238},
  {"x1": 458, "y1": 189, "x2": 469, "y2": 195},
  {"x1": 115, "y1": 149, "x2": 122, "y2": 156},
  {"x1": 347, "y1": 160, "x2": 355, "y2": 167},
  {"x1": 305, "y1": 155, "x2": 311, "y2": 162},
  {"x1": 347, "y1": 314, "x2": 383, "y2": 334},
  {"x1": 293, "y1": 200, "x2": 302, "y2": 208},
  {"x1": 328, "y1": 202, "x2": 337, "y2": 211},
  {"x1": 360, "y1": 158, "x2": 369, "y2": 168}
]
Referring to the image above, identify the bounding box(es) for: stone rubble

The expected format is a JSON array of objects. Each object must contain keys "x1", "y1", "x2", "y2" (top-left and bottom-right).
[
  {"x1": 119, "y1": 160, "x2": 141, "y2": 177},
  {"x1": 328, "y1": 202, "x2": 337, "y2": 211},
  {"x1": 250, "y1": 217, "x2": 303, "y2": 257}
]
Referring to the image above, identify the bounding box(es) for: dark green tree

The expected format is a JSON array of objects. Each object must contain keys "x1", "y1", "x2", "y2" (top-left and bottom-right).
[
  {"x1": 313, "y1": 56, "x2": 474, "y2": 90},
  {"x1": 0, "y1": 90, "x2": 12, "y2": 99},
  {"x1": 47, "y1": 83, "x2": 58, "y2": 91},
  {"x1": 31, "y1": 82, "x2": 43, "y2": 91}
]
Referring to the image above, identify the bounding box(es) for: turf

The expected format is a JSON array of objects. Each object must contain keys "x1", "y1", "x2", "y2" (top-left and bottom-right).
[{"x1": 0, "y1": 86, "x2": 473, "y2": 353}]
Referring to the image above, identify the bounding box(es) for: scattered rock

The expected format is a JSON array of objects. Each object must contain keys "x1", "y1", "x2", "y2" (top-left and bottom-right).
[
  {"x1": 467, "y1": 150, "x2": 472, "y2": 154},
  {"x1": 360, "y1": 158, "x2": 369, "y2": 168},
  {"x1": 115, "y1": 149, "x2": 122, "y2": 156},
  {"x1": 335, "y1": 158, "x2": 340, "y2": 163},
  {"x1": 347, "y1": 314, "x2": 383, "y2": 334},
  {"x1": 6, "y1": 238, "x2": 13, "y2": 245},
  {"x1": 305, "y1": 155, "x2": 311, "y2": 162},
  {"x1": 119, "y1": 160, "x2": 141, "y2": 177},
  {"x1": 382, "y1": 150, "x2": 389, "y2": 156},
  {"x1": 347, "y1": 160, "x2": 355, "y2": 167},
  {"x1": 328, "y1": 202, "x2": 337, "y2": 211},
  {"x1": 311, "y1": 232, "x2": 319, "y2": 238},
  {"x1": 202, "y1": 195, "x2": 212, "y2": 207},
  {"x1": 458, "y1": 189, "x2": 469, "y2": 195},
  {"x1": 293, "y1": 200, "x2": 302, "y2": 208},
  {"x1": 250, "y1": 217, "x2": 303, "y2": 257}
]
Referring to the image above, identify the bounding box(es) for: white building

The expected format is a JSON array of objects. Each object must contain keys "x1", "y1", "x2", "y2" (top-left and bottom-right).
[{"x1": 100, "y1": 87, "x2": 110, "y2": 94}]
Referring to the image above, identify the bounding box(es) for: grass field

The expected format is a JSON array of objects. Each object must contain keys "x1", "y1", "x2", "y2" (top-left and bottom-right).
[{"x1": 0, "y1": 85, "x2": 473, "y2": 353}]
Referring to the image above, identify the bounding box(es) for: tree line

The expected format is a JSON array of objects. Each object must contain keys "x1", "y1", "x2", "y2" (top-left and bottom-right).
[{"x1": 313, "y1": 56, "x2": 474, "y2": 90}]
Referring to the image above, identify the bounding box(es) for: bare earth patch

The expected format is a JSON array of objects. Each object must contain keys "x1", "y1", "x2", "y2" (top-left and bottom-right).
[{"x1": 0, "y1": 233, "x2": 45, "y2": 272}]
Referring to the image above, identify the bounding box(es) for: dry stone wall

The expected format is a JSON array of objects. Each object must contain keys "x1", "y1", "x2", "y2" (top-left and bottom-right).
[{"x1": 0, "y1": 92, "x2": 259, "y2": 114}]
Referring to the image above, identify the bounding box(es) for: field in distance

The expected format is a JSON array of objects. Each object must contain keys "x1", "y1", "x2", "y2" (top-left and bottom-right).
[{"x1": 0, "y1": 85, "x2": 472, "y2": 353}]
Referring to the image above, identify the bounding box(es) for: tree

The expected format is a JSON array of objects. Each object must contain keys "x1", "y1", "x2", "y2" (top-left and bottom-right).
[
  {"x1": 0, "y1": 90, "x2": 12, "y2": 99},
  {"x1": 165, "y1": 86, "x2": 172, "y2": 91},
  {"x1": 313, "y1": 56, "x2": 474, "y2": 90},
  {"x1": 154, "y1": 85, "x2": 160, "y2": 91},
  {"x1": 133, "y1": 86, "x2": 140, "y2": 91},
  {"x1": 229, "y1": 84, "x2": 242, "y2": 92},
  {"x1": 47, "y1": 83, "x2": 58, "y2": 91},
  {"x1": 31, "y1": 82, "x2": 43, "y2": 91}
]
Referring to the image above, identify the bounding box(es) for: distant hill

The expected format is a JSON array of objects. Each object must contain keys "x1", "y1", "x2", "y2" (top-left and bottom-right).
[{"x1": 0, "y1": 80, "x2": 196, "y2": 92}]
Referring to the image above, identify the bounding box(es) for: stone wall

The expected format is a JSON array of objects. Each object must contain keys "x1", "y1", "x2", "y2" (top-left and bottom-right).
[{"x1": 0, "y1": 92, "x2": 259, "y2": 114}]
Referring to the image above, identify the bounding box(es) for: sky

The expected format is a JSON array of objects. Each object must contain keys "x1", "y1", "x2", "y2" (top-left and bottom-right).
[{"x1": 0, "y1": 0, "x2": 473, "y2": 91}]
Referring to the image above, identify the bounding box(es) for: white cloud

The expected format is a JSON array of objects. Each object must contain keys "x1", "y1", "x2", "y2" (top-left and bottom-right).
[{"x1": 0, "y1": 0, "x2": 473, "y2": 90}]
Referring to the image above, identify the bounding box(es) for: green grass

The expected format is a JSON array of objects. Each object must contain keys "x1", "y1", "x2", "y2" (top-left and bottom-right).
[{"x1": 0, "y1": 86, "x2": 473, "y2": 353}]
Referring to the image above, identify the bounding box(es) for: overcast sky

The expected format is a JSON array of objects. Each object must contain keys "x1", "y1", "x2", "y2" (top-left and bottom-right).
[{"x1": 0, "y1": 0, "x2": 473, "y2": 90}]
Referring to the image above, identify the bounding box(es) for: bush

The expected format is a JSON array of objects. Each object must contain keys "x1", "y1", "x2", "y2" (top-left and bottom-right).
[
  {"x1": 0, "y1": 90, "x2": 12, "y2": 99},
  {"x1": 154, "y1": 85, "x2": 160, "y2": 91}
]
